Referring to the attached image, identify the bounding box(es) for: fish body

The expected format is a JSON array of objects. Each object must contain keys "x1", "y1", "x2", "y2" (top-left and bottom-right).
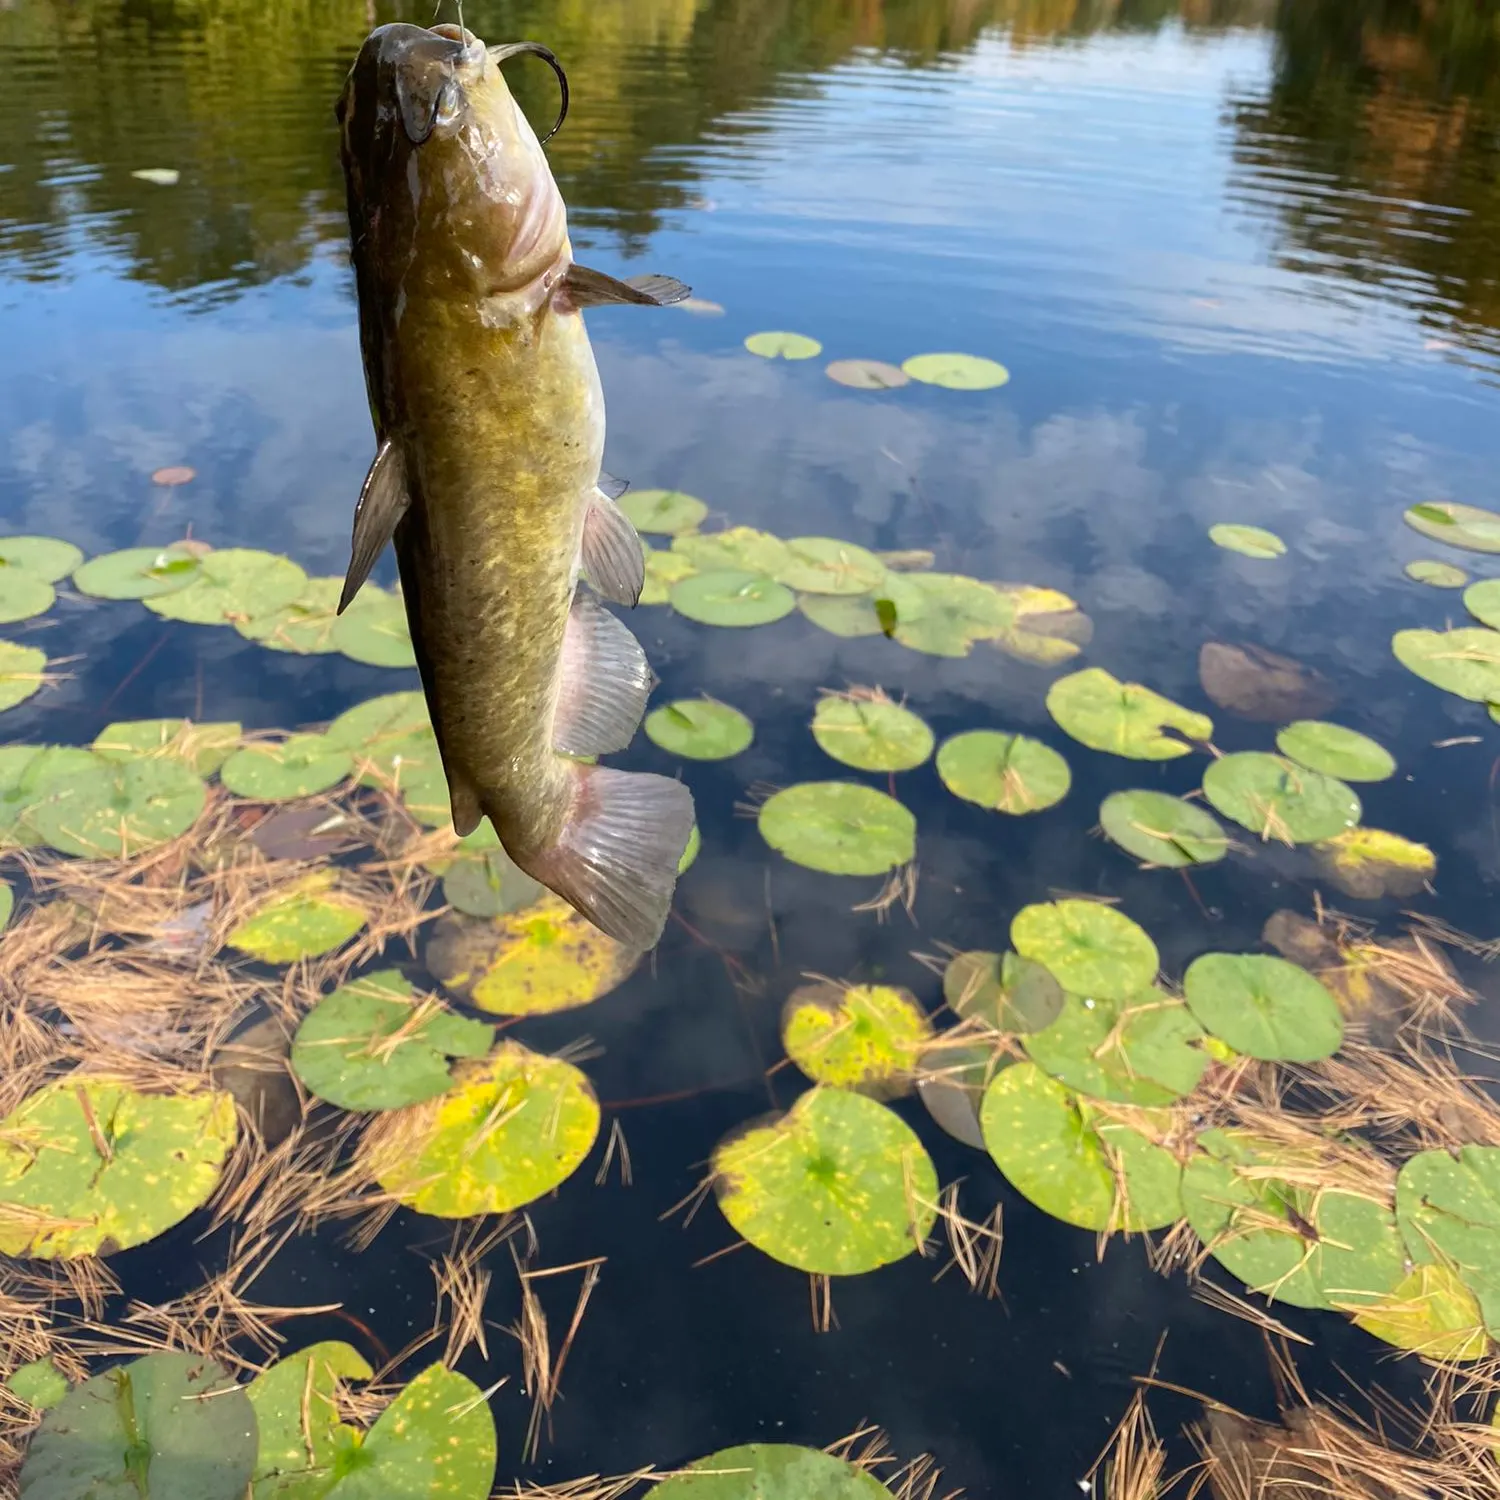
[{"x1": 336, "y1": 23, "x2": 694, "y2": 949}]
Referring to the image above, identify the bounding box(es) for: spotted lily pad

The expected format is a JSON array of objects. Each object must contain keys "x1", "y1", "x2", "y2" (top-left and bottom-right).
[
  {"x1": 426, "y1": 895, "x2": 638, "y2": 1015},
  {"x1": 1275, "y1": 722, "x2": 1394, "y2": 782},
  {"x1": 796, "y1": 574, "x2": 929, "y2": 639},
  {"x1": 144, "y1": 548, "x2": 307, "y2": 625},
  {"x1": 652, "y1": 1443, "x2": 890, "y2": 1498},
  {"x1": 621, "y1": 489, "x2": 709, "y2": 536},
  {"x1": 1403, "y1": 501, "x2": 1500, "y2": 553},
  {"x1": 825, "y1": 359, "x2": 910, "y2": 391},
  {"x1": 246, "y1": 1339, "x2": 373, "y2": 1497},
  {"x1": 1392, "y1": 627, "x2": 1500, "y2": 701},
  {"x1": 936, "y1": 731, "x2": 1070, "y2": 814},
  {"x1": 27, "y1": 757, "x2": 206, "y2": 857},
  {"x1": 1352, "y1": 1264, "x2": 1490, "y2": 1360},
  {"x1": 323, "y1": 691, "x2": 431, "y2": 751},
  {"x1": 943, "y1": 950, "x2": 1064, "y2": 1033},
  {"x1": 0, "y1": 746, "x2": 103, "y2": 845},
  {"x1": 1313, "y1": 827, "x2": 1436, "y2": 899},
  {"x1": 1011, "y1": 900, "x2": 1158, "y2": 1001},
  {"x1": 1183, "y1": 953, "x2": 1343, "y2": 1062},
  {"x1": 72, "y1": 544, "x2": 203, "y2": 600},
  {"x1": 781, "y1": 982, "x2": 932, "y2": 1098},
  {"x1": 0, "y1": 568, "x2": 54, "y2": 624},
  {"x1": 6, "y1": 1358, "x2": 67, "y2": 1411},
  {"x1": 645, "y1": 698, "x2": 754, "y2": 760},
  {"x1": 235, "y1": 576, "x2": 344, "y2": 654},
  {"x1": 980, "y1": 1063, "x2": 1182, "y2": 1232},
  {"x1": 640, "y1": 545, "x2": 698, "y2": 604},
  {"x1": 291, "y1": 970, "x2": 493, "y2": 1111},
  {"x1": 227, "y1": 872, "x2": 368, "y2": 963},
  {"x1": 362, "y1": 1043, "x2": 599, "y2": 1217},
  {"x1": 1047, "y1": 668, "x2": 1212, "y2": 760},
  {"x1": 891, "y1": 573, "x2": 1014, "y2": 657},
  {"x1": 744, "y1": 331, "x2": 822, "y2": 360},
  {"x1": 1201, "y1": 752, "x2": 1360, "y2": 844},
  {"x1": 901, "y1": 352, "x2": 1010, "y2": 390},
  {"x1": 441, "y1": 847, "x2": 542, "y2": 919},
  {"x1": 1405, "y1": 559, "x2": 1468, "y2": 588},
  {"x1": 812, "y1": 693, "x2": 933, "y2": 773},
  {"x1": 330, "y1": 586, "x2": 415, "y2": 668},
  {"x1": 775, "y1": 538, "x2": 887, "y2": 596},
  {"x1": 712, "y1": 1086, "x2": 937, "y2": 1275},
  {"x1": 1099, "y1": 790, "x2": 1227, "y2": 867},
  {"x1": 93, "y1": 719, "x2": 242, "y2": 775},
  {"x1": 673, "y1": 528, "x2": 791, "y2": 576},
  {"x1": 0, "y1": 640, "x2": 48, "y2": 712},
  {"x1": 0, "y1": 537, "x2": 83, "y2": 582},
  {"x1": 670, "y1": 570, "x2": 796, "y2": 627},
  {"x1": 1209, "y1": 523, "x2": 1286, "y2": 559},
  {"x1": 757, "y1": 781, "x2": 915, "y2": 875},
  {"x1": 220, "y1": 735, "x2": 353, "y2": 802},
  {"x1": 1396, "y1": 1146, "x2": 1500, "y2": 1334},
  {"x1": 0, "y1": 1078, "x2": 237, "y2": 1257}
]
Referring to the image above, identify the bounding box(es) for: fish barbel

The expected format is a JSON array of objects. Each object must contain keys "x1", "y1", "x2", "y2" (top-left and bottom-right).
[{"x1": 335, "y1": 22, "x2": 695, "y2": 950}]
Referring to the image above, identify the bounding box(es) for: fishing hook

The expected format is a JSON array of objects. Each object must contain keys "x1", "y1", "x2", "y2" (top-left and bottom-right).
[{"x1": 488, "y1": 41, "x2": 569, "y2": 143}]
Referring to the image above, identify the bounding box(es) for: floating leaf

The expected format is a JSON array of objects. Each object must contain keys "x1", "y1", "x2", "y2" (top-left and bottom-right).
[
  {"x1": 979, "y1": 1063, "x2": 1181, "y2": 1232},
  {"x1": 0, "y1": 537, "x2": 83, "y2": 582},
  {"x1": 943, "y1": 950, "x2": 1064, "y2": 1033},
  {"x1": 292, "y1": 970, "x2": 493, "y2": 1111},
  {"x1": 324, "y1": 691, "x2": 431, "y2": 753},
  {"x1": 812, "y1": 693, "x2": 933, "y2": 773},
  {"x1": 236, "y1": 577, "x2": 344, "y2": 655},
  {"x1": 21, "y1": 1353, "x2": 254, "y2": 1500},
  {"x1": 645, "y1": 698, "x2": 754, "y2": 760},
  {"x1": 744, "y1": 330, "x2": 822, "y2": 360},
  {"x1": 0, "y1": 568, "x2": 54, "y2": 624},
  {"x1": 1047, "y1": 668, "x2": 1211, "y2": 760},
  {"x1": 916, "y1": 1042, "x2": 1004, "y2": 1149},
  {"x1": 1352, "y1": 1264, "x2": 1490, "y2": 1361},
  {"x1": 93, "y1": 719, "x2": 241, "y2": 775},
  {"x1": 0, "y1": 640, "x2": 47, "y2": 712},
  {"x1": 145, "y1": 548, "x2": 307, "y2": 625},
  {"x1": 1099, "y1": 789, "x2": 1227, "y2": 867},
  {"x1": 901, "y1": 352, "x2": 1010, "y2": 390},
  {"x1": 1209, "y1": 523, "x2": 1287, "y2": 559},
  {"x1": 72, "y1": 544, "x2": 203, "y2": 600},
  {"x1": 1313, "y1": 827, "x2": 1436, "y2": 899},
  {"x1": 227, "y1": 872, "x2": 368, "y2": 963},
  {"x1": 441, "y1": 847, "x2": 542, "y2": 919},
  {"x1": 712, "y1": 1086, "x2": 937, "y2": 1275},
  {"x1": 0, "y1": 746, "x2": 101, "y2": 845},
  {"x1": 246, "y1": 1340, "x2": 373, "y2": 1497},
  {"x1": 653, "y1": 1444, "x2": 889, "y2": 1499},
  {"x1": 0, "y1": 1078, "x2": 237, "y2": 1257},
  {"x1": 1201, "y1": 752, "x2": 1360, "y2": 844},
  {"x1": 936, "y1": 730, "x2": 1069, "y2": 814},
  {"x1": 150, "y1": 464, "x2": 195, "y2": 486},
  {"x1": 679, "y1": 822, "x2": 701, "y2": 873},
  {"x1": 1199, "y1": 641, "x2": 1335, "y2": 722},
  {"x1": 1275, "y1": 721, "x2": 1394, "y2": 782},
  {"x1": 796, "y1": 574, "x2": 929, "y2": 639},
  {"x1": 1010, "y1": 900, "x2": 1158, "y2": 1001},
  {"x1": 425, "y1": 894, "x2": 639, "y2": 1015},
  {"x1": 1393, "y1": 626, "x2": 1500, "y2": 701},
  {"x1": 1403, "y1": 500, "x2": 1500, "y2": 554},
  {"x1": 891, "y1": 573, "x2": 1014, "y2": 658},
  {"x1": 1183, "y1": 952, "x2": 1343, "y2": 1062},
  {"x1": 1396, "y1": 1146, "x2": 1500, "y2": 1335},
  {"x1": 988, "y1": 585, "x2": 1093, "y2": 665},
  {"x1": 220, "y1": 735, "x2": 353, "y2": 802},
  {"x1": 757, "y1": 781, "x2": 915, "y2": 875},
  {"x1": 132, "y1": 166, "x2": 181, "y2": 185},
  {"x1": 640, "y1": 545, "x2": 697, "y2": 604},
  {"x1": 363, "y1": 1042, "x2": 598, "y2": 1216},
  {"x1": 825, "y1": 359, "x2": 910, "y2": 390},
  {"x1": 1466, "y1": 578, "x2": 1500, "y2": 630},
  {"x1": 781, "y1": 982, "x2": 932, "y2": 1098},
  {"x1": 775, "y1": 538, "x2": 887, "y2": 596},
  {"x1": 0, "y1": 880, "x2": 12, "y2": 931},
  {"x1": 621, "y1": 489, "x2": 709, "y2": 536},
  {"x1": 670, "y1": 569, "x2": 796, "y2": 627},
  {"x1": 6, "y1": 1358, "x2": 67, "y2": 1411},
  {"x1": 28, "y1": 758, "x2": 206, "y2": 857},
  {"x1": 1405, "y1": 559, "x2": 1468, "y2": 588},
  {"x1": 672, "y1": 527, "x2": 791, "y2": 576},
  {"x1": 331, "y1": 586, "x2": 415, "y2": 668}
]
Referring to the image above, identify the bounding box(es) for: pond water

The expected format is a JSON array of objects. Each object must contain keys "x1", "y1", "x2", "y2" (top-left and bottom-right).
[{"x1": 3, "y1": 0, "x2": 1500, "y2": 1493}]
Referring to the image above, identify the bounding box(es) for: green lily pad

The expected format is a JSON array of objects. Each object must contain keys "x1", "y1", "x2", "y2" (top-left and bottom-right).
[
  {"x1": 670, "y1": 569, "x2": 796, "y2": 627},
  {"x1": 0, "y1": 640, "x2": 48, "y2": 712},
  {"x1": 1099, "y1": 790, "x2": 1227, "y2": 867},
  {"x1": 1209, "y1": 523, "x2": 1286, "y2": 559},
  {"x1": 20, "y1": 1353, "x2": 255, "y2": 1500},
  {"x1": 441, "y1": 847, "x2": 542, "y2": 919},
  {"x1": 227, "y1": 873, "x2": 368, "y2": 963},
  {"x1": 246, "y1": 1340, "x2": 373, "y2": 1498},
  {"x1": 645, "y1": 698, "x2": 754, "y2": 760},
  {"x1": 72, "y1": 544, "x2": 203, "y2": 600},
  {"x1": 362, "y1": 1042, "x2": 599, "y2": 1216},
  {"x1": 1275, "y1": 721, "x2": 1395, "y2": 782},
  {"x1": 979, "y1": 1063, "x2": 1182, "y2": 1232},
  {"x1": 1313, "y1": 826, "x2": 1436, "y2": 899},
  {"x1": 652, "y1": 1444, "x2": 890, "y2": 1499},
  {"x1": 323, "y1": 691, "x2": 430, "y2": 751},
  {"x1": 144, "y1": 548, "x2": 307, "y2": 625},
  {"x1": 640, "y1": 545, "x2": 698, "y2": 604},
  {"x1": 1396, "y1": 1146, "x2": 1500, "y2": 1335},
  {"x1": 1352, "y1": 1264, "x2": 1490, "y2": 1361},
  {"x1": 425, "y1": 893, "x2": 639, "y2": 1015},
  {"x1": 901, "y1": 352, "x2": 1010, "y2": 390},
  {"x1": 1465, "y1": 577, "x2": 1500, "y2": 630},
  {"x1": 781, "y1": 982, "x2": 932, "y2": 1098},
  {"x1": 93, "y1": 719, "x2": 242, "y2": 775},
  {"x1": 1047, "y1": 668, "x2": 1213, "y2": 760},
  {"x1": 796, "y1": 574, "x2": 930, "y2": 639},
  {"x1": 1201, "y1": 752, "x2": 1360, "y2": 844},
  {"x1": 220, "y1": 735, "x2": 353, "y2": 802},
  {"x1": 1405, "y1": 559, "x2": 1469, "y2": 588},
  {"x1": 235, "y1": 576, "x2": 344, "y2": 655},
  {"x1": 775, "y1": 538, "x2": 887, "y2": 596},
  {"x1": 0, "y1": 1078, "x2": 237, "y2": 1257},
  {"x1": 0, "y1": 568, "x2": 54, "y2": 623},
  {"x1": 744, "y1": 331, "x2": 822, "y2": 360},
  {"x1": 943, "y1": 950, "x2": 1064, "y2": 1033},
  {"x1": 0, "y1": 537, "x2": 84, "y2": 583},
  {"x1": 620, "y1": 489, "x2": 709, "y2": 536},
  {"x1": 891, "y1": 573, "x2": 1014, "y2": 658},
  {"x1": 812, "y1": 693, "x2": 933, "y2": 773},
  {"x1": 291, "y1": 970, "x2": 493, "y2": 1112},
  {"x1": 673, "y1": 527, "x2": 790, "y2": 576},
  {"x1": 712, "y1": 1086, "x2": 937, "y2": 1275},
  {"x1": 0, "y1": 879, "x2": 12, "y2": 931},
  {"x1": 757, "y1": 781, "x2": 915, "y2": 875},
  {"x1": 28, "y1": 757, "x2": 206, "y2": 858},
  {"x1": 679, "y1": 822, "x2": 701, "y2": 873},
  {"x1": 1392, "y1": 626, "x2": 1500, "y2": 701},
  {"x1": 330, "y1": 587, "x2": 415, "y2": 668},
  {"x1": 0, "y1": 746, "x2": 102, "y2": 845},
  {"x1": 1010, "y1": 900, "x2": 1158, "y2": 1002},
  {"x1": 1183, "y1": 953, "x2": 1343, "y2": 1062},
  {"x1": 1024, "y1": 988, "x2": 1209, "y2": 1105},
  {"x1": 825, "y1": 359, "x2": 910, "y2": 391},
  {"x1": 936, "y1": 730, "x2": 1069, "y2": 814},
  {"x1": 7, "y1": 1358, "x2": 68, "y2": 1411},
  {"x1": 1403, "y1": 500, "x2": 1500, "y2": 554}
]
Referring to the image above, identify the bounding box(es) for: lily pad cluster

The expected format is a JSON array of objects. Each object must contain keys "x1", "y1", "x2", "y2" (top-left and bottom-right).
[{"x1": 743, "y1": 330, "x2": 1009, "y2": 391}]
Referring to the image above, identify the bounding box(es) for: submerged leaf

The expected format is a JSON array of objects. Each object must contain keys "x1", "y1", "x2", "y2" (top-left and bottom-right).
[
  {"x1": 645, "y1": 698, "x2": 754, "y2": 760},
  {"x1": 943, "y1": 950, "x2": 1064, "y2": 1033},
  {"x1": 812, "y1": 693, "x2": 933, "y2": 773},
  {"x1": 1011, "y1": 899, "x2": 1159, "y2": 1001},
  {"x1": 0, "y1": 640, "x2": 48, "y2": 712},
  {"x1": 1201, "y1": 752, "x2": 1360, "y2": 844},
  {"x1": 1047, "y1": 667, "x2": 1212, "y2": 760},
  {"x1": 1198, "y1": 641, "x2": 1335, "y2": 722},
  {"x1": 1099, "y1": 789, "x2": 1227, "y2": 867},
  {"x1": 757, "y1": 781, "x2": 915, "y2": 875},
  {"x1": 901, "y1": 352, "x2": 1010, "y2": 390},
  {"x1": 781, "y1": 982, "x2": 932, "y2": 1098},
  {"x1": 1313, "y1": 826, "x2": 1436, "y2": 899},
  {"x1": 936, "y1": 730, "x2": 1069, "y2": 814}
]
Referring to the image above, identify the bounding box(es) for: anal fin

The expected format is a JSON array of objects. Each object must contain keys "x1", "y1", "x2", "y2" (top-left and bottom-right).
[
  {"x1": 561, "y1": 265, "x2": 691, "y2": 308},
  {"x1": 553, "y1": 590, "x2": 650, "y2": 756},
  {"x1": 581, "y1": 487, "x2": 645, "y2": 606},
  {"x1": 339, "y1": 439, "x2": 410, "y2": 614}
]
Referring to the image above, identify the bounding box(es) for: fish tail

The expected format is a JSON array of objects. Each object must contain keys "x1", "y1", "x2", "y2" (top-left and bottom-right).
[{"x1": 512, "y1": 763, "x2": 695, "y2": 951}]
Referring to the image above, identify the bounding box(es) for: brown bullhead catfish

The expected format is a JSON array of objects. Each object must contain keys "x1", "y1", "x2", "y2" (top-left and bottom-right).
[{"x1": 334, "y1": 22, "x2": 694, "y2": 950}]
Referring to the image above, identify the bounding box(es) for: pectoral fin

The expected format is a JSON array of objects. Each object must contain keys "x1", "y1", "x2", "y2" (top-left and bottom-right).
[
  {"x1": 338, "y1": 440, "x2": 410, "y2": 615},
  {"x1": 561, "y1": 265, "x2": 691, "y2": 308},
  {"x1": 553, "y1": 590, "x2": 650, "y2": 756},
  {"x1": 581, "y1": 487, "x2": 645, "y2": 606}
]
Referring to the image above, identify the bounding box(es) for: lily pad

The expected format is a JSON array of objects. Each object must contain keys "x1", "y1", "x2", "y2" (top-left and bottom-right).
[
  {"x1": 28, "y1": 758, "x2": 206, "y2": 857},
  {"x1": 988, "y1": 585, "x2": 1093, "y2": 666},
  {"x1": 1396, "y1": 1146, "x2": 1500, "y2": 1335},
  {"x1": 1047, "y1": 668, "x2": 1212, "y2": 760},
  {"x1": 936, "y1": 731, "x2": 1069, "y2": 814},
  {"x1": 670, "y1": 570, "x2": 796, "y2": 627},
  {"x1": 757, "y1": 781, "x2": 915, "y2": 875},
  {"x1": 330, "y1": 587, "x2": 415, "y2": 668},
  {"x1": 0, "y1": 746, "x2": 103, "y2": 845},
  {"x1": 679, "y1": 823, "x2": 701, "y2": 873},
  {"x1": 979, "y1": 1063, "x2": 1182, "y2": 1232},
  {"x1": 825, "y1": 359, "x2": 910, "y2": 391},
  {"x1": 1010, "y1": 900, "x2": 1158, "y2": 1001},
  {"x1": 712, "y1": 1086, "x2": 937, "y2": 1275},
  {"x1": 645, "y1": 698, "x2": 754, "y2": 760},
  {"x1": 1392, "y1": 626, "x2": 1500, "y2": 701},
  {"x1": 796, "y1": 574, "x2": 929, "y2": 639},
  {"x1": 1405, "y1": 559, "x2": 1468, "y2": 588},
  {"x1": 7, "y1": 1358, "x2": 68, "y2": 1411},
  {"x1": 1209, "y1": 523, "x2": 1286, "y2": 559},
  {"x1": 673, "y1": 528, "x2": 791, "y2": 576},
  {"x1": 0, "y1": 880, "x2": 12, "y2": 930},
  {"x1": 0, "y1": 1078, "x2": 237, "y2": 1257},
  {"x1": 93, "y1": 719, "x2": 241, "y2": 775},
  {"x1": 744, "y1": 331, "x2": 822, "y2": 360},
  {"x1": 441, "y1": 847, "x2": 542, "y2": 919},
  {"x1": 775, "y1": 538, "x2": 887, "y2": 596},
  {"x1": 916, "y1": 1042, "x2": 1006, "y2": 1150},
  {"x1": 1099, "y1": 790, "x2": 1228, "y2": 867},
  {"x1": 942, "y1": 950, "x2": 1064, "y2": 1033},
  {"x1": 1403, "y1": 500, "x2": 1500, "y2": 554},
  {"x1": 323, "y1": 691, "x2": 430, "y2": 752},
  {"x1": 0, "y1": 537, "x2": 83, "y2": 582},
  {"x1": 1465, "y1": 577, "x2": 1500, "y2": 630},
  {"x1": 891, "y1": 573, "x2": 1014, "y2": 658},
  {"x1": 0, "y1": 568, "x2": 54, "y2": 623},
  {"x1": 1201, "y1": 752, "x2": 1360, "y2": 844},
  {"x1": 236, "y1": 577, "x2": 344, "y2": 655},
  {"x1": 246, "y1": 1340, "x2": 373, "y2": 1497},
  {"x1": 362, "y1": 1043, "x2": 599, "y2": 1217},
  {"x1": 1275, "y1": 721, "x2": 1394, "y2": 782},
  {"x1": 640, "y1": 545, "x2": 698, "y2": 604},
  {"x1": 621, "y1": 489, "x2": 709, "y2": 536},
  {"x1": 72, "y1": 544, "x2": 203, "y2": 600},
  {"x1": 781, "y1": 982, "x2": 932, "y2": 1098},
  {"x1": 1352, "y1": 1264, "x2": 1490, "y2": 1361},
  {"x1": 1183, "y1": 952, "x2": 1343, "y2": 1062},
  {"x1": 1313, "y1": 826, "x2": 1436, "y2": 899},
  {"x1": 425, "y1": 894, "x2": 639, "y2": 1015},
  {"x1": 220, "y1": 735, "x2": 353, "y2": 802},
  {"x1": 144, "y1": 548, "x2": 307, "y2": 625},
  {"x1": 652, "y1": 1443, "x2": 890, "y2": 1499},
  {"x1": 0, "y1": 640, "x2": 48, "y2": 712},
  {"x1": 291, "y1": 970, "x2": 493, "y2": 1112},
  {"x1": 20, "y1": 1353, "x2": 255, "y2": 1500},
  {"x1": 227, "y1": 872, "x2": 368, "y2": 963},
  {"x1": 812, "y1": 693, "x2": 933, "y2": 773},
  {"x1": 901, "y1": 352, "x2": 1010, "y2": 390}
]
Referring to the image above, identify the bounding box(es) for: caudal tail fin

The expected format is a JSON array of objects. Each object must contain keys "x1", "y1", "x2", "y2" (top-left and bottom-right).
[{"x1": 516, "y1": 764, "x2": 695, "y2": 951}]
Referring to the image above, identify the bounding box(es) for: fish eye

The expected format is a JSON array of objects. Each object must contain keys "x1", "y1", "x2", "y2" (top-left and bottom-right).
[{"x1": 433, "y1": 77, "x2": 463, "y2": 130}]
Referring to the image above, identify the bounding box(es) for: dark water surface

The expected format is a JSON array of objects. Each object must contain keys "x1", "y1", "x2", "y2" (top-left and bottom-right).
[{"x1": 5, "y1": 0, "x2": 1500, "y2": 1491}]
